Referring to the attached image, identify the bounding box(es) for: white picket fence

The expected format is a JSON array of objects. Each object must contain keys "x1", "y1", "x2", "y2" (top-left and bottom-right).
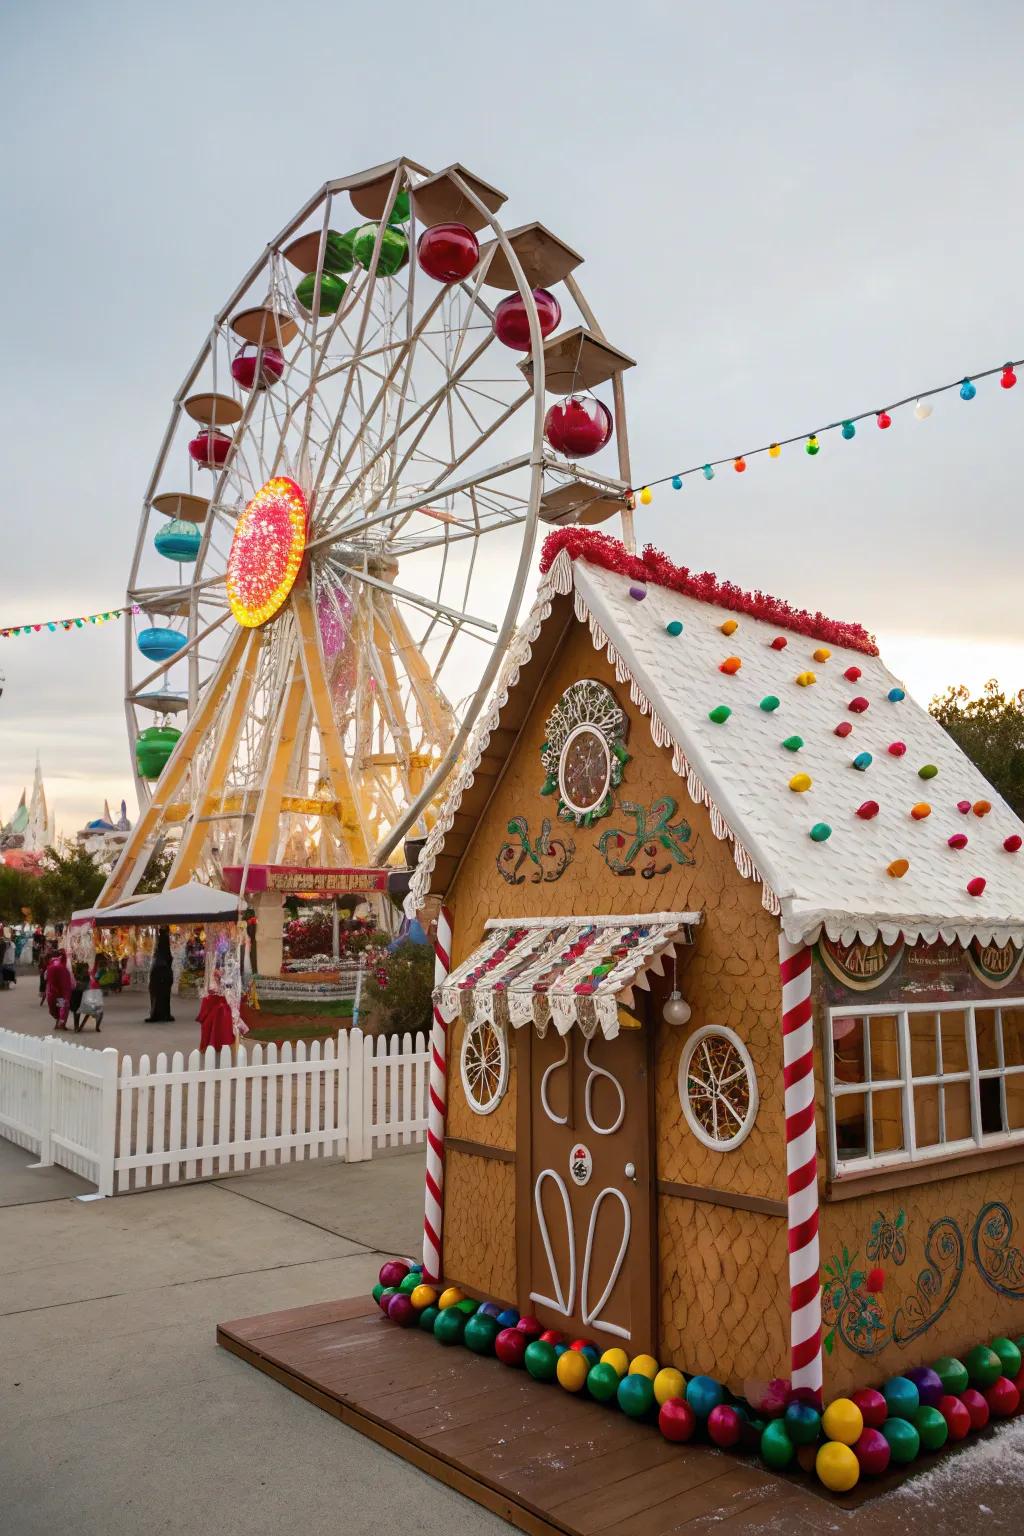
[{"x1": 0, "y1": 1026, "x2": 428, "y2": 1196}]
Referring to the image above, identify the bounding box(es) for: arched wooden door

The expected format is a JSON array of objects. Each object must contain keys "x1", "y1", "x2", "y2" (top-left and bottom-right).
[{"x1": 516, "y1": 1025, "x2": 655, "y2": 1351}]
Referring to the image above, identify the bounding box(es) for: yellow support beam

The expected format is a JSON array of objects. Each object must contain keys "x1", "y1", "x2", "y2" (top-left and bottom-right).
[{"x1": 248, "y1": 647, "x2": 307, "y2": 866}]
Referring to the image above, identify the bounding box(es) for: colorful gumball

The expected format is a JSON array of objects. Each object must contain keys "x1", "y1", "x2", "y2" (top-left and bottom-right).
[
  {"x1": 387, "y1": 1293, "x2": 416, "y2": 1327},
  {"x1": 438, "y1": 1286, "x2": 465, "y2": 1310},
  {"x1": 881, "y1": 1417, "x2": 920, "y2": 1464},
  {"x1": 618, "y1": 1373, "x2": 656, "y2": 1419},
  {"x1": 456, "y1": 1298, "x2": 480, "y2": 1315},
  {"x1": 687, "y1": 1375, "x2": 725, "y2": 1418},
  {"x1": 708, "y1": 1405, "x2": 743, "y2": 1448},
  {"x1": 991, "y1": 1337, "x2": 1023, "y2": 1379},
  {"x1": 654, "y1": 1367, "x2": 686, "y2": 1406},
  {"x1": 553, "y1": 1343, "x2": 569, "y2": 1358},
  {"x1": 371, "y1": 1282, "x2": 384, "y2": 1303},
  {"x1": 659, "y1": 1397, "x2": 696, "y2": 1443},
  {"x1": 628, "y1": 1354, "x2": 660, "y2": 1381},
  {"x1": 378, "y1": 1259, "x2": 410, "y2": 1288},
  {"x1": 965, "y1": 1344, "x2": 1002, "y2": 1388},
  {"x1": 416, "y1": 223, "x2": 479, "y2": 284},
  {"x1": 784, "y1": 1399, "x2": 822, "y2": 1446},
  {"x1": 905, "y1": 1366, "x2": 944, "y2": 1408},
  {"x1": 556, "y1": 1349, "x2": 589, "y2": 1393},
  {"x1": 378, "y1": 1286, "x2": 398, "y2": 1311},
  {"x1": 816, "y1": 1440, "x2": 860, "y2": 1492},
  {"x1": 570, "y1": 1338, "x2": 596, "y2": 1354},
  {"x1": 397, "y1": 1271, "x2": 420, "y2": 1295},
  {"x1": 579, "y1": 1346, "x2": 600, "y2": 1367},
  {"x1": 496, "y1": 1307, "x2": 520, "y2": 1328},
  {"x1": 853, "y1": 1427, "x2": 891, "y2": 1477},
  {"x1": 517, "y1": 1315, "x2": 543, "y2": 1339},
  {"x1": 494, "y1": 1326, "x2": 528, "y2": 1368},
  {"x1": 913, "y1": 1404, "x2": 949, "y2": 1450},
  {"x1": 539, "y1": 1328, "x2": 564, "y2": 1345},
  {"x1": 434, "y1": 1307, "x2": 466, "y2": 1345},
  {"x1": 822, "y1": 1397, "x2": 864, "y2": 1446},
  {"x1": 586, "y1": 1362, "x2": 621, "y2": 1403},
  {"x1": 477, "y1": 1302, "x2": 502, "y2": 1318},
  {"x1": 410, "y1": 1284, "x2": 438, "y2": 1311},
  {"x1": 883, "y1": 1376, "x2": 920, "y2": 1419},
  {"x1": 493, "y1": 288, "x2": 561, "y2": 350},
  {"x1": 937, "y1": 1394, "x2": 971, "y2": 1441},
  {"x1": 600, "y1": 1347, "x2": 629, "y2": 1378},
  {"x1": 524, "y1": 1340, "x2": 557, "y2": 1382},
  {"x1": 850, "y1": 1387, "x2": 887, "y2": 1428},
  {"x1": 933, "y1": 1357, "x2": 969, "y2": 1396},
  {"x1": 418, "y1": 1304, "x2": 440, "y2": 1332},
  {"x1": 463, "y1": 1312, "x2": 500, "y2": 1354},
  {"x1": 760, "y1": 1419, "x2": 795, "y2": 1470},
  {"x1": 985, "y1": 1376, "x2": 1020, "y2": 1417},
  {"x1": 959, "y1": 1387, "x2": 990, "y2": 1429}
]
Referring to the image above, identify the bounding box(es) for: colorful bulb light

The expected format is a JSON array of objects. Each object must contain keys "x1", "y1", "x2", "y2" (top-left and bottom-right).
[
  {"x1": 877, "y1": 410, "x2": 892, "y2": 430},
  {"x1": 226, "y1": 476, "x2": 308, "y2": 629},
  {"x1": 805, "y1": 435, "x2": 820, "y2": 455},
  {"x1": 768, "y1": 442, "x2": 781, "y2": 458},
  {"x1": 914, "y1": 399, "x2": 933, "y2": 420},
  {"x1": 639, "y1": 486, "x2": 653, "y2": 504},
  {"x1": 1001, "y1": 364, "x2": 1017, "y2": 389},
  {"x1": 960, "y1": 378, "x2": 977, "y2": 401},
  {"x1": 841, "y1": 420, "x2": 856, "y2": 439},
  {"x1": 703, "y1": 464, "x2": 714, "y2": 480},
  {"x1": 671, "y1": 475, "x2": 683, "y2": 490},
  {"x1": 734, "y1": 457, "x2": 746, "y2": 472}
]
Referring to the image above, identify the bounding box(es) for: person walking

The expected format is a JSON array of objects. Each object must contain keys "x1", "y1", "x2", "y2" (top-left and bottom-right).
[
  {"x1": 145, "y1": 926, "x2": 175, "y2": 1022},
  {"x1": 77, "y1": 967, "x2": 105, "y2": 1032},
  {"x1": 45, "y1": 949, "x2": 74, "y2": 1029},
  {"x1": 1, "y1": 932, "x2": 16, "y2": 988}
]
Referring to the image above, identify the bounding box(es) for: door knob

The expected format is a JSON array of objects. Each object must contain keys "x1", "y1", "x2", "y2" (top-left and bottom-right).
[{"x1": 624, "y1": 1161, "x2": 637, "y2": 1182}]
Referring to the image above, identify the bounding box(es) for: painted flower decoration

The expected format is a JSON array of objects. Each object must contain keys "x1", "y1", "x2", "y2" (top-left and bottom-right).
[{"x1": 866, "y1": 1267, "x2": 886, "y2": 1293}]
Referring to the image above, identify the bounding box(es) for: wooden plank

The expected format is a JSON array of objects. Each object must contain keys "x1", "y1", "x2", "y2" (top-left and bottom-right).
[
  {"x1": 446, "y1": 1136, "x2": 516, "y2": 1164},
  {"x1": 218, "y1": 1294, "x2": 375, "y2": 1341},
  {"x1": 656, "y1": 1179, "x2": 787, "y2": 1219}
]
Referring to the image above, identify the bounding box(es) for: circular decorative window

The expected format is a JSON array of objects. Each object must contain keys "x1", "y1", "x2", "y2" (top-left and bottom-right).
[
  {"x1": 460, "y1": 1019, "x2": 509, "y2": 1116},
  {"x1": 558, "y1": 724, "x2": 613, "y2": 818},
  {"x1": 677, "y1": 1026, "x2": 759, "y2": 1151}
]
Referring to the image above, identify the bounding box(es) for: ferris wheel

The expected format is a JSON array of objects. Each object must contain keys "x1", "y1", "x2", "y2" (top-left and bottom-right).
[{"x1": 99, "y1": 157, "x2": 635, "y2": 908}]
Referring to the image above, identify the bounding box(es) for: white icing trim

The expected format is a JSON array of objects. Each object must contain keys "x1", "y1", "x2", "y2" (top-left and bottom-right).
[
  {"x1": 529, "y1": 1169, "x2": 576, "y2": 1317},
  {"x1": 583, "y1": 1038, "x2": 626, "y2": 1136},
  {"x1": 580, "y1": 1187, "x2": 632, "y2": 1340}
]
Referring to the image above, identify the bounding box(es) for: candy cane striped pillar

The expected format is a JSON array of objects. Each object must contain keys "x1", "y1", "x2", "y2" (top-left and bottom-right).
[
  {"x1": 423, "y1": 905, "x2": 453, "y2": 1282},
  {"x1": 779, "y1": 932, "x2": 823, "y2": 1404}
]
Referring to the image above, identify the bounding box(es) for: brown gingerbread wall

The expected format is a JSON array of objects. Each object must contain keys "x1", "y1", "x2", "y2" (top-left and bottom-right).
[{"x1": 438, "y1": 619, "x2": 792, "y2": 1391}]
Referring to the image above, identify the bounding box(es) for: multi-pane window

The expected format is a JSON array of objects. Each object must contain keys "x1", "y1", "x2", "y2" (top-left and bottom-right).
[{"x1": 825, "y1": 1001, "x2": 1024, "y2": 1175}]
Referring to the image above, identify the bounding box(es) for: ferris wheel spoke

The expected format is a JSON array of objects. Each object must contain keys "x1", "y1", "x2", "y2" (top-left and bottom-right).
[{"x1": 326, "y1": 558, "x2": 497, "y2": 635}]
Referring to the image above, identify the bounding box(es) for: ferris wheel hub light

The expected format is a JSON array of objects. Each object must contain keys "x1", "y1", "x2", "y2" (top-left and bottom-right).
[{"x1": 226, "y1": 476, "x2": 308, "y2": 628}]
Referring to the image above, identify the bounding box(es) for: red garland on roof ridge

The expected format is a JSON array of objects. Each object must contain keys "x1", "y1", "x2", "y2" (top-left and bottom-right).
[{"x1": 539, "y1": 528, "x2": 879, "y2": 656}]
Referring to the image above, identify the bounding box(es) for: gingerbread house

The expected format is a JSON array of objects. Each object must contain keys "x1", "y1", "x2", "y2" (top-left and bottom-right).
[{"x1": 406, "y1": 528, "x2": 1024, "y2": 1403}]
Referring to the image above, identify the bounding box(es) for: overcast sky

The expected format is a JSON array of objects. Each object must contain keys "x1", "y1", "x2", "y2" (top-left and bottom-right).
[{"x1": 2, "y1": 0, "x2": 1024, "y2": 836}]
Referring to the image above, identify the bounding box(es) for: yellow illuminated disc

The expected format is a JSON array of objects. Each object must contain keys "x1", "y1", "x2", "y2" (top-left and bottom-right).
[{"x1": 226, "y1": 476, "x2": 307, "y2": 628}]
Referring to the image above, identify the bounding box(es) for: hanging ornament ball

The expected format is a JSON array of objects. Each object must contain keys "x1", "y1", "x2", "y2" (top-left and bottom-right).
[
  {"x1": 853, "y1": 1426, "x2": 891, "y2": 1477},
  {"x1": 887, "y1": 858, "x2": 910, "y2": 878},
  {"x1": 877, "y1": 410, "x2": 892, "y2": 429},
  {"x1": 703, "y1": 463, "x2": 715, "y2": 479},
  {"x1": 1005, "y1": 834, "x2": 1023, "y2": 852},
  {"x1": 671, "y1": 474, "x2": 683, "y2": 489},
  {"x1": 639, "y1": 486, "x2": 653, "y2": 504},
  {"x1": 805, "y1": 435, "x2": 820, "y2": 456},
  {"x1": 438, "y1": 1285, "x2": 465, "y2": 1309},
  {"x1": 494, "y1": 1325, "x2": 528, "y2": 1367},
  {"x1": 618, "y1": 1373, "x2": 656, "y2": 1419},
  {"x1": 992, "y1": 1336, "x2": 1024, "y2": 1377},
  {"x1": 493, "y1": 287, "x2": 562, "y2": 349},
  {"x1": 398, "y1": 1270, "x2": 421, "y2": 1295},
  {"x1": 517, "y1": 1314, "x2": 543, "y2": 1340},
  {"x1": 912, "y1": 1404, "x2": 949, "y2": 1450},
  {"x1": 463, "y1": 1312, "x2": 500, "y2": 1355},
  {"x1": 933, "y1": 1356, "x2": 970, "y2": 1395},
  {"x1": 434, "y1": 1306, "x2": 467, "y2": 1345},
  {"x1": 881, "y1": 1417, "x2": 919, "y2": 1464},
  {"x1": 835, "y1": 721, "x2": 854, "y2": 738},
  {"x1": 856, "y1": 801, "x2": 880, "y2": 820},
  {"x1": 1001, "y1": 364, "x2": 1017, "y2": 389},
  {"x1": 905, "y1": 1366, "x2": 944, "y2": 1407},
  {"x1": 600, "y1": 1347, "x2": 630, "y2": 1378},
  {"x1": 816, "y1": 1440, "x2": 860, "y2": 1493},
  {"x1": 959, "y1": 1387, "x2": 990, "y2": 1429},
  {"x1": 789, "y1": 773, "x2": 812, "y2": 793},
  {"x1": 734, "y1": 456, "x2": 746, "y2": 473},
  {"x1": 379, "y1": 1259, "x2": 410, "y2": 1288},
  {"x1": 883, "y1": 1376, "x2": 920, "y2": 1418},
  {"x1": 686, "y1": 1375, "x2": 725, "y2": 1418},
  {"x1": 760, "y1": 695, "x2": 781, "y2": 712},
  {"x1": 708, "y1": 705, "x2": 732, "y2": 724},
  {"x1": 760, "y1": 1419, "x2": 796, "y2": 1470},
  {"x1": 784, "y1": 1400, "x2": 822, "y2": 1446},
  {"x1": 386, "y1": 1293, "x2": 417, "y2": 1327},
  {"x1": 960, "y1": 377, "x2": 977, "y2": 401},
  {"x1": 708, "y1": 1404, "x2": 743, "y2": 1448},
  {"x1": 850, "y1": 1386, "x2": 887, "y2": 1428},
  {"x1": 911, "y1": 803, "x2": 932, "y2": 820},
  {"x1": 544, "y1": 395, "x2": 613, "y2": 458},
  {"x1": 841, "y1": 420, "x2": 856, "y2": 440},
  {"x1": 810, "y1": 823, "x2": 832, "y2": 842},
  {"x1": 888, "y1": 687, "x2": 906, "y2": 702},
  {"x1": 914, "y1": 398, "x2": 933, "y2": 420},
  {"x1": 231, "y1": 344, "x2": 285, "y2": 391},
  {"x1": 586, "y1": 1362, "x2": 621, "y2": 1402},
  {"x1": 653, "y1": 1367, "x2": 686, "y2": 1406},
  {"x1": 295, "y1": 270, "x2": 348, "y2": 315},
  {"x1": 937, "y1": 1393, "x2": 972, "y2": 1441},
  {"x1": 556, "y1": 1349, "x2": 590, "y2": 1392},
  {"x1": 967, "y1": 876, "x2": 987, "y2": 897},
  {"x1": 666, "y1": 620, "x2": 684, "y2": 637},
  {"x1": 523, "y1": 1339, "x2": 558, "y2": 1381},
  {"x1": 416, "y1": 222, "x2": 480, "y2": 284},
  {"x1": 662, "y1": 990, "x2": 692, "y2": 1027},
  {"x1": 768, "y1": 442, "x2": 781, "y2": 459},
  {"x1": 629, "y1": 583, "x2": 648, "y2": 602},
  {"x1": 352, "y1": 222, "x2": 409, "y2": 276},
  {"x1": 418, "y1": 1303, "x2": 440, "y2": 1332},
  {"x1": 985, "y1": 1376, "x2": 1021, "y2": 1417},
  {"x1": 410, "y1": 1283, "x2": 438, "y2": 1310},
  {"x1": 659, "y1": 1396, "x2": 697, "y2": 1443}
]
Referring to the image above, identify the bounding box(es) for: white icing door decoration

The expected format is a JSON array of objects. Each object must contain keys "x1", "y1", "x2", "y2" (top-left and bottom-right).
[
  {"x1": 540, "y1": 1037, "x2": 569, "y2": 1124},
  {"x1": 580, "y1": 1187, "x2": 632, "y2": 1340},
  {"x1": 529, "y1": 1169, "x2": 576, "y2": 1316},
  {"x1": 583, "y1": 1038, "x2": 626, "y2": 1136}
]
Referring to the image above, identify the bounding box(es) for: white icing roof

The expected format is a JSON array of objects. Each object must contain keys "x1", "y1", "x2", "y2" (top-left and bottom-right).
[{"x1": 409, "y1": 547, "x2": 1024, "y2": 949}]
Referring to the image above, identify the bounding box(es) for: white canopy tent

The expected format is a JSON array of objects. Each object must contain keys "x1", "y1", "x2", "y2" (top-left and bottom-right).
[{"x1": 71, "y1": 881, "x2": 241, "y2": 927}]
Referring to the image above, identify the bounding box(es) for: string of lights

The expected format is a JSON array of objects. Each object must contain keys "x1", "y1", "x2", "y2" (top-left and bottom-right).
[
  {"x1": 633, "y1": 355, "x2": 1021, "y2": 503},
  {"x1": 0, "y1": 604, "x2": 139, "y2": 640}
]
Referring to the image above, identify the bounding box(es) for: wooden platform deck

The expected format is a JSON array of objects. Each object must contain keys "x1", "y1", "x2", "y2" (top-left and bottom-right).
[{"x1": 217, "y1": 1297, "x2": 872, "y2": 1535}]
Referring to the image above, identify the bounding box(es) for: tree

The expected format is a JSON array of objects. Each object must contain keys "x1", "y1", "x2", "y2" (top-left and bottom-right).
[
  {"x1": 35, "y1": 845, "x2": 105, "y2": 923},
  {"x1": 0, "y1": 865, "x2": 44, "y2": 925},
  {"x1": 137, "y1": 845, "x2": 174, "y2": 894},
  {"x1": 930, "y1": 680, "x2": 1024, "y2": 818},
  {"x1": 365, "y1": 939, "x2": 434, "y2": 1037}
]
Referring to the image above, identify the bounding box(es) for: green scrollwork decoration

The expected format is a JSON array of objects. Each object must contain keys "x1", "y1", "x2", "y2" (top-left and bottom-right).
[
  {"x1": 595, "y1": 796, "x2": 695, "y2": 878},
  {"x1": 821, "y1": 1245, "x2": 890, "y2": 1359},
  {"x1": 971, "y1": 1201, "x2": 1024, "y2": 1298},
  {"x1": 891, "y1": 1217, "x2": 965, "y2": 1345}
]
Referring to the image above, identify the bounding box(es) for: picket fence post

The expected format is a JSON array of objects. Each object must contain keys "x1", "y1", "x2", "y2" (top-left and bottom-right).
[{"x1": 96, "y1": 1047, "x2": 118, "y2": 1197}]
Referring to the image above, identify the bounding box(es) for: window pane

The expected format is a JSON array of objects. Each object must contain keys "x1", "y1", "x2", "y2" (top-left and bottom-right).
[
  {"x1": 835, "y1": 1093, "x2": 868, "y2": 1160},
  {"x1": 914, "y1": 1082, "x2": 942, "y2": 1148},
  {"x1": 1006, "y1": 1072, "x2": 1024, "y2": 1133},
  {"x1": 909, "y1": 1014, "x2": 937, "y2": 1077},
  {"x1": 945, "y1": 1079, "x2": 975, "y2": 1141},
  {"x1": 1002, "y1": 1009, "x2": 1024, "y2": 1070},
  {"x1": 975, "y1": 1011, "x2": 1001, "y2": 1071},
  {"x1": 940, "y1": 1013, "x2": 969, "y2": 1073},
  {"x1": 872, "y1": 1088, "x2": 905, "y2": 1155},
  {"x1": 833, "y1": 1017, "x2": 865, "y2": 1084},
  {"x1": 869, "y1": 1015, "x2": 900, "y2": 1081}
]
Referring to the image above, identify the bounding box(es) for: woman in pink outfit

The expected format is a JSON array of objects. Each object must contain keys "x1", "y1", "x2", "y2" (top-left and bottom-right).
[{"x1": 45, "y1": 949, "x2": 74, "y2": 1029}]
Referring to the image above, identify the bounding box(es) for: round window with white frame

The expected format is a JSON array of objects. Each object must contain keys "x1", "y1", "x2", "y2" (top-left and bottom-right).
[
  {"x1": 557, "y1": 723, "x2": 613, "y2": 819},
  {"x1": 460, "y1": 1018, "x2": 510, "y2": 1116},
  {"x1": 677, "y1": 1025, "x2": 759, "y2": 1151}
]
